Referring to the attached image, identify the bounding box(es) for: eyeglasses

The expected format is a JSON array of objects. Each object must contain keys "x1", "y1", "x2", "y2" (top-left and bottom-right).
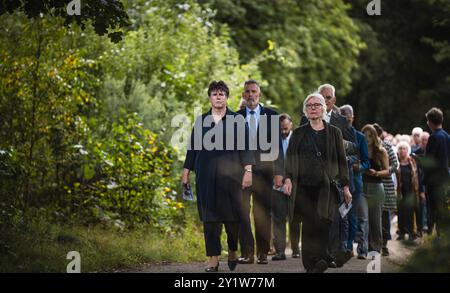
[
  {"x1": 324, "y1": 96, "x2": 333, "y2": 100},
  {"x1": 305, "y1": 103, "x2": 323, "y2": 109}
]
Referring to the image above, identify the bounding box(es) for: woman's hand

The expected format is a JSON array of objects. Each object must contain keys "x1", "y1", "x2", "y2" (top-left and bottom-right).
[
  {"x1": 343, "y1": 186, "x2": 352, "y2": 204},
  {"x1": 181, "y1": 168, "x2": 190, "y2": 186},
  {"x1": 242, "y1": 171, "x2": 252, "y2": 189},
  {"x1": 366, "y1": 168, "x2": 377, "y2": 176},
  {"x1": 283, "y1": 178, "x2": 292, "y2": 196}
]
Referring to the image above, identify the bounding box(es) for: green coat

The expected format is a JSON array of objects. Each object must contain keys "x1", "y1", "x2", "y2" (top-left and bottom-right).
[{"x1": 285, "y1": 121, "x2": 349, "y2": 222}]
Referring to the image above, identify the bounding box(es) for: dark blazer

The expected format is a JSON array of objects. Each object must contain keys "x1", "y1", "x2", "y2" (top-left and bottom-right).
[
  {"x1": 237, "y1": 104, "x2": 283, "y2": 176},
  {"x1": 285, "y1": 121, "x2": 349, "y2": 221},
  {"x1": 300, "y1": 107, "x2": 355, "y2": 142},
  {"x1": 424, "y1": 128, "x2": 450, "y2": 186},
  {"x1": 184, "y1": 108, "x2": 255, "y2": 222}
]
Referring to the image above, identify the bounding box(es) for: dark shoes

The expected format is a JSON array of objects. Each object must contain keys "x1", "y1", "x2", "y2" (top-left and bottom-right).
[
  {"x1": 327, "y1": 260, "x2": 338, "y2": 268},
  {"x1": 205, "y1": 263, "x2": 219, "y2": 272},
  {"x1": 307, "y1": 260, "x2": 328, "y2": 273},
  {"x1": 335, "y1": 250, "x2": 354, "y2": 267},
  {"x1": 228, "y1": 259, "x2": 238, "y2": 271},
  {"x1": 257, "y1": 254, "x2": 268, "y2": 264},
  {"x1": 237, "y1": 256, "x2": 254, "y2": 264},
  {"x1": 292, "y1": 252, "x2": 301, "y2": 258},
  {"x1": 271, "y1": 253, "x2": 286, "y2": 261}
]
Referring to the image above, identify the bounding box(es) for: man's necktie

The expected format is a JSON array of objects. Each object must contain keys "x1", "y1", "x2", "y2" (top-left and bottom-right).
[{"x1": 249, "y1": 110, "x2": 257, "y2": 139}]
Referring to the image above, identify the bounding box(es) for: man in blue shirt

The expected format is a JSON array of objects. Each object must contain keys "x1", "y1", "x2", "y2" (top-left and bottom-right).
[
  {"x1": 340, "y1": 105, "x2": 370, "y2": 259},
  {"x1": 424, "y1": 107, "x2": 450, "y2": 237}
]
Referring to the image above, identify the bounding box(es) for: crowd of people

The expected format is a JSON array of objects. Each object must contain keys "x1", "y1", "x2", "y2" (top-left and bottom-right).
[{"x1": 181, "y1": 80, "x2": 450, "y2": 273}]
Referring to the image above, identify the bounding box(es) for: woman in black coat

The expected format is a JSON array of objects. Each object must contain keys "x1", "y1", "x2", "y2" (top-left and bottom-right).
[
  {"x1": 283, "y1": 93, "x2": 351, "y2": 273},
  {"x1": 182, "y1": 81, "x2": 255, "y2": 272}
]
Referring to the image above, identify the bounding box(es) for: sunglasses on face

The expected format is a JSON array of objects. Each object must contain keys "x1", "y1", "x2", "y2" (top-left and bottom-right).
[{"x1": 324, "y1": 96, "x2": 333, "y2": 100}]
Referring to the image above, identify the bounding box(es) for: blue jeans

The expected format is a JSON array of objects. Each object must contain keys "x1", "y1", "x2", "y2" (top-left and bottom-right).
[{"x1": 355, "y1": 191, "x2": 369, "y2": 256}]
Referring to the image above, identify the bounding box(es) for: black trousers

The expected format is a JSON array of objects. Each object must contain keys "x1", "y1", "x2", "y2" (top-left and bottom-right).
[
  {"x1": 204, "y1": 222, "x2": 239, "y2": 256},
  {"x1": 426, "y1": 184, "x2": 449, "y2": 236},
  {"x1": 398, "y1": 192, "x2": 416, "y2": 235},
  {"x1": 239, "y1": 172, "x2": 272, "y2": 257},
  {"x1": 289, "y1": 221, "x2": 301, "y2": 254},
  {"x1": 382, "y1": 210, "x2": 391, "y2": 247},
  {"x1": 271, "y1": 190, "x2": 289, "y2": 254},
  {"x1": 298, "y1": 186, "x2": 331, "y2": 271}
]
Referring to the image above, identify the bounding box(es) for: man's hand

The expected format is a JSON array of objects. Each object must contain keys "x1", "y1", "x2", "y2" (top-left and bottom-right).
[
  {"x1": 274, "y1": 175, "x2": 283, "y2": 188},
  {"x1": 242, "y1": 171, "x2": 252, "y2": 189},
  {"x1": 420, "y1": 192, "x2": 426, "y2": 201},
  {"x1": 283, "y1": 178, "x2": 292, "y2": 196},
  {"x1": 352, "y1": 163, "x2": 360, "y2": 172}
]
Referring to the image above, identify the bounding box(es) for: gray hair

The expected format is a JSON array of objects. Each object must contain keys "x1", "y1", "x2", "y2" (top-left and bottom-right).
[
  {"x1": 396, "y1": 140, "x2": 411, "y2": 155},
  {"x1": 411, "y1": 127, "x2": 423, "y2": 136},
  {"x1": 318, "y1": 83, "x2": 335, "y2": 97},
  {"x1": 303, "y1": 93, "x2": 327, "y2": 120},
  {"x1": 340, "y1": 104, "x2": 354, "y2": 117}
]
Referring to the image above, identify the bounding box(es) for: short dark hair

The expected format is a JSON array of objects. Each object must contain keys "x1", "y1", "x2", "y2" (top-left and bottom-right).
[
  {"x1": 280, "y1": 113, "x2": 292, "y2": 123},
  {"x1": 372, "y1": 123, "x2": 384, "y2": 137},
  {"x1": 425, "y1": 107, "x2": 443, "y2": 126},
  {"x1": 244, "y1": 79, "x2": 260, "y2": 88},
  {"x1": 208, "y1": 80, "x2": 229, "y2": 97}
]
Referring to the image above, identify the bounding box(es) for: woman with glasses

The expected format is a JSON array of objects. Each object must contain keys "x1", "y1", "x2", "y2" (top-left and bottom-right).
[{"x1": 282, "y1": 93, "x2": 351, "y2": 273}]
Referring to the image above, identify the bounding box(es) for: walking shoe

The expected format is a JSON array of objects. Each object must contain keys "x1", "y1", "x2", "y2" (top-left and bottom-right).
[
  {"x1": 271, "y1": 253, "x2": 286, "y2": 261},
  {"x1": 237, "y1": 256, "x2": 254, "y2": 264},
  {"x1": 357, "y1": 254, "x2": 366, "y2": 260},
  {"x1": 327, "y1": 260, "x2": 338, "y2": 268},
  {"x1": 311, "y1": 260, "x2": 328, "y2": 273},
  {"x1": 257, "y1": 254, "x2": 268, "y2": 264}
]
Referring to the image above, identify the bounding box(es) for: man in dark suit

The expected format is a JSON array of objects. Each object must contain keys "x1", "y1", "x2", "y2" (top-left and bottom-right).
[
  {"x1": 237, "y1": 80, "x2": 283, "y2": 264},
  {"x1": 271, "y1": 113, "x2": 301, "y2": 261},
  {"x1": 424, "y1": 107, "x2": 450, "y2": 238}
]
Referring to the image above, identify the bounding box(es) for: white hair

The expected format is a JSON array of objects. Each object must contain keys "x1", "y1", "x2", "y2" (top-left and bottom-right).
[
  {"x1": 318, "y1": 83, "x2": 335, "y2": 97},
  {"x1": 303, "y1": 93, "x2": 327, "y2": 120},
  {"x1": 421, "y1": 131, "x2": 430, "y2": 139},
  {"x1": 396, "y1": 140, "x2": 411, "y2": 155},
  {"x1": 412, "y1": 127, "x2": 423, "y2": 136},
  {"x1": 340, "y1": 104, "x2": 354, "y2": 117}
]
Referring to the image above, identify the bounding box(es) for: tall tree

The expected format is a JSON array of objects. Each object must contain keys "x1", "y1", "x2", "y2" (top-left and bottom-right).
[
  {"x1": 343, "y1": 0, "x2": 450, "y2": 133},
  {"x1": 199, "y1": 0, "x2": 364, "y2": 122},
  {"x1": 0, "y1": 0, "x2": 130, "y2": 42}
]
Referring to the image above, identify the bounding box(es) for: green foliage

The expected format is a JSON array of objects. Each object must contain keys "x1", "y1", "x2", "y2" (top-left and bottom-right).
[
  {"x1": 67, "y1": 112, "x2": 184, "y2": 230},
  {"x1": 199, "y1": 0, "x2": 364, "y2": 122},
  {"x1": 343, "y1": 0, "x2": 450, "y2": 133},
  {"x1": 0, "y1": 0, "x2": 130, "y2": 42},
  {"x1": 0, "y1": 206, "x2": 205, "y2": 272},
  {"x1": 100, "y1": 0, "x2": 263, "y2": 138},
  {"x1": 0, "y1": 12, "x2": 184, "y2": 234}
]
